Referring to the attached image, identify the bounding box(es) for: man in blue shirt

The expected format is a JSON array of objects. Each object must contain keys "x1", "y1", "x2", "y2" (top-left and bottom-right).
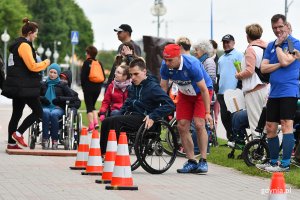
[
  {"x1": 257, "y1": 14, "x2": 300, "y2": 172},
  {"x1": 160, "y1": 44, "x2": 213, "y2": 174}
]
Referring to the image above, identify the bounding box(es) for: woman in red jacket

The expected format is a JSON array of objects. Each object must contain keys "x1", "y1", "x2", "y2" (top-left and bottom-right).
[{"x1": 98, "y1": 63, "x2": 131, "y2": 121}]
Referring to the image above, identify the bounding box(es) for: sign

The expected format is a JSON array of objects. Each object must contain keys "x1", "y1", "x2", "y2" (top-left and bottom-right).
[{"x1": 71, "y1": 31, "x2": 79, "y2": 45}]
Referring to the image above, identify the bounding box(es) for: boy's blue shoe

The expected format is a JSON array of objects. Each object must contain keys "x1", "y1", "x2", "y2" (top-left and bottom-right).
[
  {"x1": 195, "y1": 158, "x2": 208, "y2": 173},
  {"x1": 177, "y1": 159, "x2": 198, "y2": 173}
]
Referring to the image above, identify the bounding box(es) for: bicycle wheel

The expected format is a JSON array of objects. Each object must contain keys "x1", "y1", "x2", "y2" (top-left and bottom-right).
[
  {"x1": 135, "y1": 120, "x2": 177, "y2": 174},
  {"x1": 242, "y1": 139, "x2": 269, "y2": 166}
]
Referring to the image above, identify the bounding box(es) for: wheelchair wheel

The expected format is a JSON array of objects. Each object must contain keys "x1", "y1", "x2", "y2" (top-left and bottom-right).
[
  {"x1": 242, "y1": 139, "x2": 269, "y2": 166},
  {"x1": 167, "y1": 118, "x2": 186, "y2": 157},
  {"x1": 64, "y1": 110, "x2": 74, "y2": 150},
  {"x1": 135, "y1": 120, "x2": 178, "y2": 174},
  {"x1": 29, "y1": 121, "x2": 40, "y2": 149},
  {"x1": 73, "y1": 113, "x2": 82, "y2": 150},
  {"x1": 127, "y1": 131, "x2": 140, "y2": 171}
]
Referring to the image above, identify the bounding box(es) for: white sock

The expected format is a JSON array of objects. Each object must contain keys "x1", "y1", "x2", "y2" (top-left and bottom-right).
[
  {"x1": 8, "y1": 143, "x2": 16, "y2": 146},
  {"x1": 16, "y1": 131, "x2": 21, "y2": 137}
]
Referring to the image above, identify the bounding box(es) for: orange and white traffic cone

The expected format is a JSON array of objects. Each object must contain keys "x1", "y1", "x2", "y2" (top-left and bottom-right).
[
  {"x1": 268, "y1": 172, "x2": 287, "y2": 200},
  {"x1": 70, "y1": 127, "x2": 90, "y2": 170},
  {"x1": 95, "y1": 129, "x2": 117, "y2": 184},
  {"x1": 105, "y1": 132, "x2": 138, "y2": 190},
  {"x1": 81, "y1": 129, "x2": 103, "y2": 175}
]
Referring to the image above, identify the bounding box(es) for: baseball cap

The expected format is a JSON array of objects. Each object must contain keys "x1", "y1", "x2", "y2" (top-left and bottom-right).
[
  {"x1": 114, "y1": 24, "x2": 132, "y2": 33},
  {"x1": 221, "y1": 34, "x2": 235, "y2": 42}
]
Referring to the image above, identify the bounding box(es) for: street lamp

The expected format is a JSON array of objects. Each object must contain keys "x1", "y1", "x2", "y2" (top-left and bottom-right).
[
  {"x1": 151, "y1": 0, "x2": 167, "y2": 37},
  {"x1": 53, "y1": 40, "x2": 61, "y2": 63},
  {"x1": 45, "y1": 48, "x2": 52, "y2": 59},
  {"x1": 37, "y1": 43, "x2": 44, "y2": 62},
  {"x1": 1, "y1": 29, "x2": 10, "y2": 74},
  {"x1": 64, "y1": 54, "x2": 70, "y2": 64}
]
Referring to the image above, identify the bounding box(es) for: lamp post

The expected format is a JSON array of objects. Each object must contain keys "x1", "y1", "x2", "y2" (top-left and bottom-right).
[
  {"x1": 64, "y1": 54, "x2": 70, "y2": 68},
  {"x1": 53, "y1": 40, "x2": 61, "y2": 63},
  {"x1": 37, "y1": 44, "x2": 44, "y2": 58},
  {"x1": 37, "y1": 44, "x2": 45, "y2": 77},
  {"x1": 151, "y1": 0, "x2": 167, "y2": 37},
  {"x1": 45, "y1": 48, "x2": 52, "y2": 75},
  {"x1": 1, "y1": 29, "x2": 10, "y2": 74}
]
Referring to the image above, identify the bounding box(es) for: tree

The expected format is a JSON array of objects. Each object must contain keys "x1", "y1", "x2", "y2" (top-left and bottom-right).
[
  {"x1": 0, "y1": 0, "x2": 30, "y2": 50},
  {"x1": 22, "y1": 0, "x2": 94, "y2": 62}
]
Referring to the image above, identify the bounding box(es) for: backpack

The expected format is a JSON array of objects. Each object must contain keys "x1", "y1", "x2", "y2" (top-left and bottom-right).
[
  {"x1": 0, "y1": 54, "x2": 5, "y2": 90},
  {"x1": 89, "y1": 60, "x2": 105, "y2": 83},
  {"x1": 252, "y1": 45, "x2": 269, "y2": 83}
]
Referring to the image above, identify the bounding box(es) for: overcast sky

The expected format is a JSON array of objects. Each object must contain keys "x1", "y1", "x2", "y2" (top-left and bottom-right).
[{"x1": 75, "y1": 0, "x2": 300, "y2": 52}]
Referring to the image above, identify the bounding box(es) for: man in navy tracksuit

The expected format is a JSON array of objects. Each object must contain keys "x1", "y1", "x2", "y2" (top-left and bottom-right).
[{"x1": 100, "y1": 58, "x2": 175, "y2": 154}]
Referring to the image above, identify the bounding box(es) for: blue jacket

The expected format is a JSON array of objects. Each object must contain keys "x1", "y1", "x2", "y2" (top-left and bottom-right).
[{"x1": 120, "y1": 76, "x2": 175, "y2": 120}]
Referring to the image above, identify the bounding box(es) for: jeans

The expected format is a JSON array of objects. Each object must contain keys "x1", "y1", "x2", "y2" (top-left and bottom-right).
[
  {"x1": 231, "y1": 110, "x2": 249, "y2": 144},
  {"x1": 42, "y1": 107, "x2": 64, "y2": 141}
]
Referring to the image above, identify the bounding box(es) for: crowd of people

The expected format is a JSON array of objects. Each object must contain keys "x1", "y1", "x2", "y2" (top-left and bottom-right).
[{"x1": 2, "y1": 13, "x2": 300, "y2": 174}]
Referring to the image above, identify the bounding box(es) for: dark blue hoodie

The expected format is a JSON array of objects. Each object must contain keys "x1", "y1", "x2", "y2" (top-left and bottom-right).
[{"x1": 120, "y1": 75, "x2": 175, "y2": 120}]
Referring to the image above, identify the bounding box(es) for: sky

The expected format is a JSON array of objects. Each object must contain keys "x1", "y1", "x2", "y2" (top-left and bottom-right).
[{"x1": 75, "y1": 0, "x2": 300, "y2": 52}]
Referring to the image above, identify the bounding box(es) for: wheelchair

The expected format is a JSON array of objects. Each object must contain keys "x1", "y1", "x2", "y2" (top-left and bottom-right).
[
  {"x1": 166, "y1": 100, "x2": 218, "y2": 158},
  {"x1": 28, "y1": 101, "x2": 82, "y2": 150},
  {"x1": 242, "y1": 106, "x2": 300, "y2": 166},
  {"x1": 125, "y1": 119, "x2": 179, "y2": 174}
]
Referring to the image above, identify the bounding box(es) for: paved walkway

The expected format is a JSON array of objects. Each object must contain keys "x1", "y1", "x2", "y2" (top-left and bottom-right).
[{"x1": 1, "y1": 88, "x2": 300, "y2": 200}]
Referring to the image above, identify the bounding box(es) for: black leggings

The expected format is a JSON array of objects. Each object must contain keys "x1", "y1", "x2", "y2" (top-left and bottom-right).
[
  {"x1": 100, "y1": 114, "x2": 144, "y2": 154},
  {"x1": 83, "y1": 89, "x2": 101, "y2": 113},
  {"x1": 8, "y1": 97, "x2": 43, "y2": 144}
]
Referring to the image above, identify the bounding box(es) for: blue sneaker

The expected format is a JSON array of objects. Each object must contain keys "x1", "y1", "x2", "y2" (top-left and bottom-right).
[
  {"x1": 177, "y1": 160, "x2": 198, "y2": 173},
  {"x1": 195, "y1": 158, "x2": 208, "y2": 173}
]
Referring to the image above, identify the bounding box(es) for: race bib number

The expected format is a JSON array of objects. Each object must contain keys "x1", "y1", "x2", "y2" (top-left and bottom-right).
[{"x1": 177, "y1": 84, "x2": 196, "y2": 96}]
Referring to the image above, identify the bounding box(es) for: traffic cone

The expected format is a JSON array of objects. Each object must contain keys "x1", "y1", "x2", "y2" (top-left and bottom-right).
[
  {"x1": 268, "y1": 172, "x2": 287, "y2": 200},
  {"x1": 106, "y1": 132, "x2": 138, "y2": 190},
  {"x1": 81, "y1": 130, "x2": 103, "y2": 175},
  {"x1": 70, "y1": 127, "x2": 90, "y2": 170},
  {"x1": 95, "y1": 129, "x2": 117, "y2": 184}
]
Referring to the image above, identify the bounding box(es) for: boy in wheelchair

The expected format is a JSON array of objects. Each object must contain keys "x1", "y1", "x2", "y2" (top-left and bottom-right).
[
  {"x1": 39, "y1": 64, "x2": 75, "y2": 150},
  {"x1": 100, "y1": 58, "x2": 175, "y2": 155}
]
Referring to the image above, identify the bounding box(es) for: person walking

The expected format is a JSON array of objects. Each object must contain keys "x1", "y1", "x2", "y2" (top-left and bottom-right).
[
  {"x1": 1, "y1": 17, "x2": 50, "y2": 149},
  {"x1": 80, "y1": 45, "x2": 105, "y2": 131},
  {"x1": 160, "y1": 44, "x2": 213, "y2": 174},
  {"x1": 235, "y1": 23, "x2": 268, "y2": 140},
  {"x1": 257, "y1": 14, "x2": 300, "y2": 172}
]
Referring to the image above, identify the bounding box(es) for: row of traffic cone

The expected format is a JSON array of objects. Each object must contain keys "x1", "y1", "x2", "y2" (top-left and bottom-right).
[{"x1": 70, "y1": 128, "x2": 138, "y2": 190}]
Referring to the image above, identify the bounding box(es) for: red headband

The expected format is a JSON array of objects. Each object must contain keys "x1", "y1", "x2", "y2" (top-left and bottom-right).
[{"x1": 163, "y1": 44, "x2": 181, "y2": 58}]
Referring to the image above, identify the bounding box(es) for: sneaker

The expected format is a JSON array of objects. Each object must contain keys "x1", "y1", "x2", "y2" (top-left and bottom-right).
[
  {"x1": 52, "y1": 140, "x2": 58, "y2": 150},
  {"x1": 195, "y1": 158, "x2": 208, "y2": 173},
  {"x1": 42, "y1": 139, "x2": 50, "y2": 150},
  {"x1": 177, "y1": 160, "x2": 198, "y2": 173},
  {"x1": 12, "y1": 132, "x2": 28, "y2": 147},
  {"x1": 256, "y1": 162, "x2": 277, "y2": 170},
  {"x1": 7, "y1": 144, "x2": 22, "y2": 150},
  {"x1": 94, "y1": 123, "x2": 99, "y2": 129},
  {"x1": 265, "y1": 164, "x2": 290, "y2": 172}
]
